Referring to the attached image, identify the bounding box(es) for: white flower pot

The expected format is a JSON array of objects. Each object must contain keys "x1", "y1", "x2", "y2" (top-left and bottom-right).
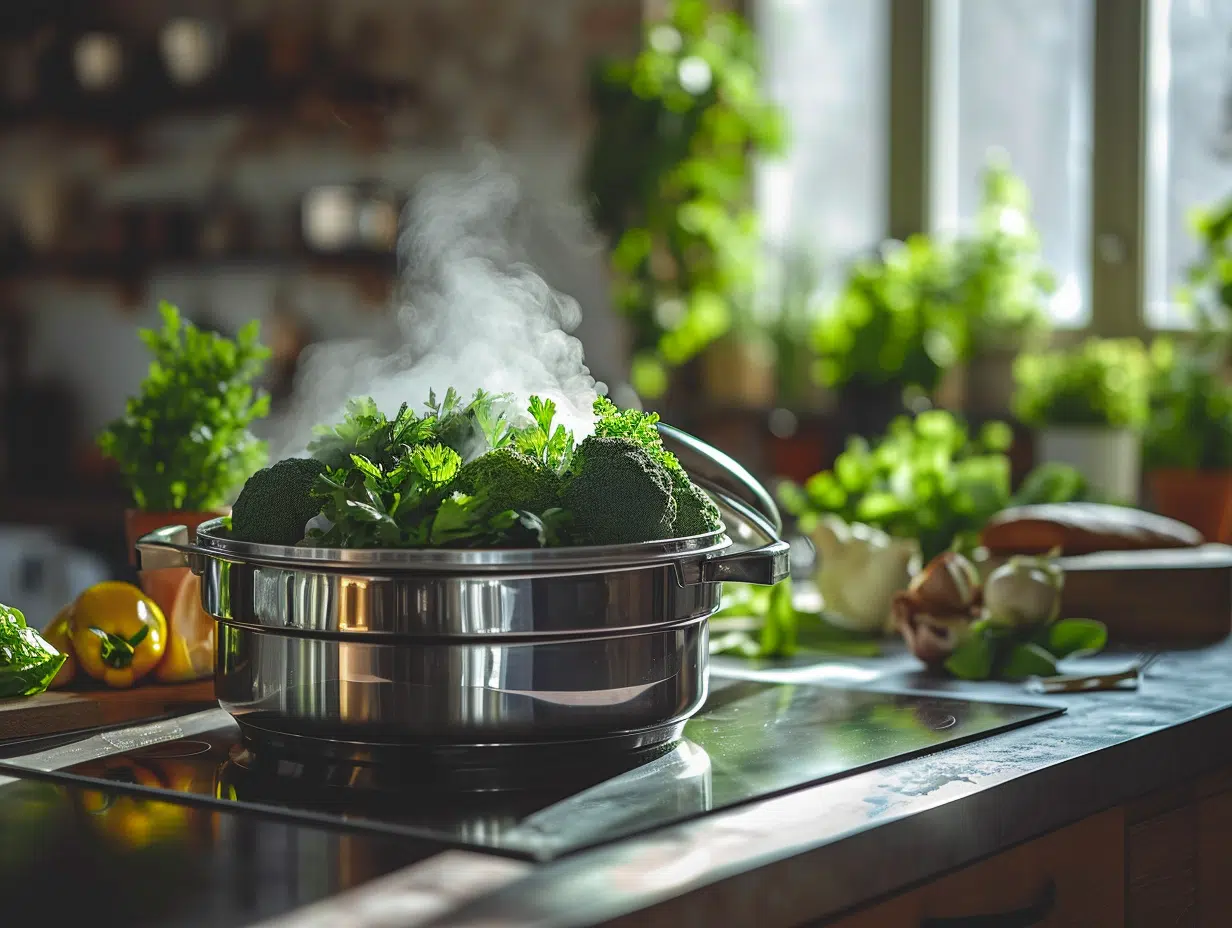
[{"x1": 1037, "y1": 427, "x2": 1141, "y2": 503}]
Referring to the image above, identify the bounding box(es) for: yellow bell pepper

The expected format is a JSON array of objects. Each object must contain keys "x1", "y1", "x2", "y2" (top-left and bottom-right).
[
  {"x1": 41, "y1": 605, "x2": 77, "y2": 689},
  {"x1": 69, "y1": 582, "x2": 167, "y2": 688}
]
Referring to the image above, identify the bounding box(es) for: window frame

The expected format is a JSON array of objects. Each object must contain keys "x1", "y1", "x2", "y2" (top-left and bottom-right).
[{"x1": 883, "y1": 0, "x2": 1165, "y2": 340}]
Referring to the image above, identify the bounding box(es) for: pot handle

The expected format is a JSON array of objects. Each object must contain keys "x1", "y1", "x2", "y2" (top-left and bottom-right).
[
  {"x1": 696, "y1": 537, "x2": 791, "y2": 585},
  {"x1": 135, "y1": 525, "x2": 197, "y2": 572}
]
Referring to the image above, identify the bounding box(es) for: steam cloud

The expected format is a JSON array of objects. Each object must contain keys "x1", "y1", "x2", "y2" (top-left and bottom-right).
[{"x1": 275, "y1": 163, "x2": 604, "y2": 459}]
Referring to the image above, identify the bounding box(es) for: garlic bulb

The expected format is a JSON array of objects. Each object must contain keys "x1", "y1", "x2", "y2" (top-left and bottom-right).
[{"x1": 982, "y1": 554, "x2": 1064, "y2": 628}]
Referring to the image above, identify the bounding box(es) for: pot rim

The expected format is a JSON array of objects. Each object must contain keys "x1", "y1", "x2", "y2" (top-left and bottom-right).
[{"x1": 188, "y1": 515, "x2": 733, "y2": 572}]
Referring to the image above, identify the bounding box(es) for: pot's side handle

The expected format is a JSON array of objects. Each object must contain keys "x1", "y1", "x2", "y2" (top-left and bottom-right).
[
  {"x1": 135, "y1": 525, "x2": 196, "y2": 572},
  {"x1": 695, "y1": 538, "x2": 791, "y2": 585}
]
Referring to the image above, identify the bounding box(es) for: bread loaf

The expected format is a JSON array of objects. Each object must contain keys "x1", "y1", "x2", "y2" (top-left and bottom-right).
[{"x1": 981, "y1": 503, "x2": 1204, "y2": 556}]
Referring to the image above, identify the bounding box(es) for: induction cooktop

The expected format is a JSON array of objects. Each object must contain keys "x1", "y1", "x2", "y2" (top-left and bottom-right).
[{"x1": 0, "y1": 676, "x2": 1061, "y2": 861}]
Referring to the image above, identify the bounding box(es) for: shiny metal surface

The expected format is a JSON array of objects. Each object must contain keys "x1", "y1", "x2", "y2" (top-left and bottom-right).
[
  {"x1": 153, "y1": 518, "x2": 730, "y2": 572},
  {"x1": 131, "y1": 424, "x2": 790, "y2": 750},
  {"x1": 215, "y1": 619, "x2": 708, "y2": 746},
  {"x1": 197, "y1": 557, "x2": 721, "y2": 638}
]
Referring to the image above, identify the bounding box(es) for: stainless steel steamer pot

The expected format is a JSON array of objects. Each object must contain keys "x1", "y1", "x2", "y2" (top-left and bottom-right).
[{"x1": 137, "y1": 425, "x2": 789, "y2": 759}]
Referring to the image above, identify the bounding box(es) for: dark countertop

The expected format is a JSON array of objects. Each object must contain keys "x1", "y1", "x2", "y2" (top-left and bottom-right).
[
  {"x1": 423, "y1": 641, "x2": 1232, "y2": 927},
  {"x1": 3, "y1": 641, "x2": 1232, "y2": 927}
]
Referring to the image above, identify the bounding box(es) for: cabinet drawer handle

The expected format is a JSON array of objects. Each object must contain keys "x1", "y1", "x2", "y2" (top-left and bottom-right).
[{"x1": 919, "y1": 879, "x2": 1056, "y2": 928}]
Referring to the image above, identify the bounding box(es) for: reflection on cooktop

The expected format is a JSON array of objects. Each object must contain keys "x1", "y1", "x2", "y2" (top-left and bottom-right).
[{"x1": 0, "y1": 677, "x2": 1062, "y2": 860}]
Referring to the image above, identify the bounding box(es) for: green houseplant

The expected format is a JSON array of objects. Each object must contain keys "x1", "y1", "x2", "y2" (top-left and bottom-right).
[
  {"x1": 811, "y1": 235, "x2": 959, "y2": 440},
  {"x1": 948, "y1": 159, "x2": 1056, "y2": 416},
  {"x1": 1013, "y1": 338, "x2": 1151, "y2": 502},
  {"x1": 1144, "y1": 196, "x2": 1232, "y2": 539},
  {"x1": 1144, "y1": 338, "x2": 1232, "y2": 541},
  {"x1": 99, "y1": 302, "x2": 270, "y2": 578},
  {"x1": 585, "y1": 0, "x2": 786, "y2": 400}
]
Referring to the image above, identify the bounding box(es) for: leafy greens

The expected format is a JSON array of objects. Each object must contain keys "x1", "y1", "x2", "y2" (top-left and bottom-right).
[{"x1": 281, "y1": 390, "x2": 713, "y2": 550}]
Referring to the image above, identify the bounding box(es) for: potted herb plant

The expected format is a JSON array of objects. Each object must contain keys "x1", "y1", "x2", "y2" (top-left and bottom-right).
[
  {"x1": 1144, "y1": 197, "x2": 1232, "y2": 540},
  {"x1": 948, "y1": 159, "x2": 1055, "y2": 418},
  {"x1": 1013, "y1": 338, "x2": 1151, "y2": 503},
  {"x1": 1143, "y1": 339, "x2": 1232, "y2": 541},
  {"x1": 99, "y1": 302, "x2": 270, "y2": 613},
  {"x1": 584, "y1": 0, "x2": 786, "y2": 401},
  {"x1": 812, "y1": 236, "x2": 960, "y2": 442}
]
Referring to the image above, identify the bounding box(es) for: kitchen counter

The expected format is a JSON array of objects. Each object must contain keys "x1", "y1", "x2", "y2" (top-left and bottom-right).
[{"x1": 3, "y1": 640, "x2": 1232, "y2": 926}]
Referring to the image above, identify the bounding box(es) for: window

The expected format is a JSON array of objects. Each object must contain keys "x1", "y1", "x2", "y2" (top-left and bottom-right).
[
  {"x1": 937, "y1": 0, "x2": 1095, "y2": 327},
  {"x1": 755, "y1": 0, "x2": 888, "y2": 280},
  {"x1": 1146, "y1": 0, "x2": 1232, "y2": 327}
]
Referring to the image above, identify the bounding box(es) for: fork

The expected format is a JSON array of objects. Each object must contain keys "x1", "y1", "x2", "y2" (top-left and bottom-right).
[{"x1": 1026, "y1": 651, "x2": 1162, "y2": 694}]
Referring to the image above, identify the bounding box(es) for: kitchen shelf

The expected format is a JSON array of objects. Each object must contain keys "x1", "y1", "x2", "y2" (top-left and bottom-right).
[
  {"x1": 0, "y1": 252, "x2": 397, "y2": 287},
  {"x1": 0, "y1": 493, "x2": 128, "y2": 533}
]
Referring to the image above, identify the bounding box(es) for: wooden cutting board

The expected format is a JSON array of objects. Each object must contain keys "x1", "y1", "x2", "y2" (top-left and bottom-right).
[
  {"x1": 0, "y1": 680, "x2": 216, "y2": 742},
  {"x1": 1057, "y1": 544, "x2": 1232, "y2": 644}
]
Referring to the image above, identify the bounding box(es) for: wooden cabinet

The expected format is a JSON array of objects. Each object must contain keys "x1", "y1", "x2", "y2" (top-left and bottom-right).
[
  {"x1": 827, "y1": 810, "x2": 1125, "y2": 927},
  {"x1": 826, "y1": 764, "x2": 1232, "y2": 927},
  {"x1": 1126, "y1": 767, "x2": 1232, "y2": 927}
]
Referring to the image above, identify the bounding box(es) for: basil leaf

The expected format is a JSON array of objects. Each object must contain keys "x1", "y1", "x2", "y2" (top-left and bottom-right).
[
  {"x1": 945, "y1": 631, "x2": 996, "y2": 680},
  {"x1": 1045, "y1": 618, "x2": 1108, "y2": 659},
  {"x1": 1001, "y1": 642, "x2": 1059, "y2": 681}
]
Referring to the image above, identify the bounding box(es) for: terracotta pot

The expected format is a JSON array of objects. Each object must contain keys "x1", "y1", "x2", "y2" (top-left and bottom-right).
[
  {"x1": 1148, "y1": 470, "x2": 1232, "y2": 544},
  {"x1": 123, "y1": 509, "x2": 223, "y2": 567},
  {"x1": 123, "y1": 508, "x2": 223, "y2": 684}
]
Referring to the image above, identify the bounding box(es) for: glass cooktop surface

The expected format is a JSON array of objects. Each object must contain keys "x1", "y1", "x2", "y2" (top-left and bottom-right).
[{"x1": 0, "y1": 676, "x2": 1061, "y2": 860}]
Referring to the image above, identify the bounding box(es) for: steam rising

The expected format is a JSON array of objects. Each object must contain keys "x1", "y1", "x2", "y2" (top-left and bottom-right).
[{"x1": 277, "y1": 165, "x2": 603, "y2": 458}]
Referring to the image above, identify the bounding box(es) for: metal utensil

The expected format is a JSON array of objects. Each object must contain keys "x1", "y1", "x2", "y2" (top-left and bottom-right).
[{"x1": 1026, "y1": 652, "x2": 1162, "y2": 694}]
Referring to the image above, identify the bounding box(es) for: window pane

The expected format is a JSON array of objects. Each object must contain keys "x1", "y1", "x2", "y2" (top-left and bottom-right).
[
  {"x1": 1145, "y1": 0, "x2": 1232, "y2": 328},
  {"x1": 756, "y1": 0, "x2": 887, "y2": 276},
  {"x1": 944, "y1": 0, "x2": 1094, "y2": 327}
]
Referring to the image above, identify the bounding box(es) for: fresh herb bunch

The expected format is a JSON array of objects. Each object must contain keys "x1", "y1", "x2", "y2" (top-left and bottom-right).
[
  {"x1": 232, "y1": 390, "x2": 723, "y2": 550},
  {"x1": 1013, "y1": 338, "x2": 1152, "y2": 430},
  {"x1": 307, "y1": 390, "x2": 574, "y2": 549},
  {"x1": 778, "y1": 410, "x2": 1013, "y2": 562},
  {"x1": 585, "y1": 0, "x2": 787, "y2": 398},
  {"x1": 98, "y1": 302, "x2": 270, "y2": 511},
  {"x1": 1143, "y1": 337, "x2": 1232, "y2": 470},
  {"x1": 811, "y1": 236, "x2": 960, "y2": 396},
  {"x1": 945, "y1": 617, "x2": 1107, "y2": 682},
  {"x1": 950, "y1": 158, "x2": 1055, "y2": 352}
]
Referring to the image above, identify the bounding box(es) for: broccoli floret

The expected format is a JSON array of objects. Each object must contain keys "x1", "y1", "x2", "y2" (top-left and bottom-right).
[
  {"x1": 670, "y1": 468, "x2": 723, "y2": 537},
  {"x1": 563, "y1": 436, "x2": 676, "y2": 545},
  {"x1": 453, "y1": 448, "x2": 560, "y2": 514},
  {"x1": 231, "y1": 457, "x2": 328, "y2": 545}
]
